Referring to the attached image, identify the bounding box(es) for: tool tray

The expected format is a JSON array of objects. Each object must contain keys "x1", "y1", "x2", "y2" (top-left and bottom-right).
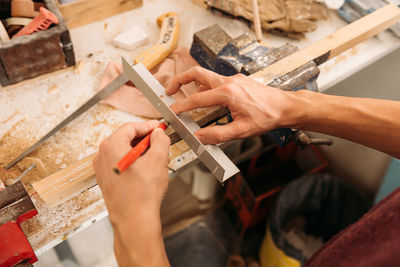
[{"x1": 0, "y1": 0, "x2": 75, "y2": 86}]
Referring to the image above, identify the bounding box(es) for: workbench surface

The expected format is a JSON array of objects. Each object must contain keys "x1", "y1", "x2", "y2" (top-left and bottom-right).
[{"x1": 0, "y1": 0, "x2": 399, "y2": 256}]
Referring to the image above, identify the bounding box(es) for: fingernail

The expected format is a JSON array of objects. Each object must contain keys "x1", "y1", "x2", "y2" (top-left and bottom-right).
[
  {"x1": 153, "y1": 128, "x2": 163, "y2": 134},
  {"x1": 148, "y1": 120, "x2": 158, "y2": 127}
]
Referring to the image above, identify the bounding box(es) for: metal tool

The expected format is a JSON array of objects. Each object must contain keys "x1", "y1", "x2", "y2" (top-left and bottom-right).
[
  {"x1": 0, "y1": 181, "x2": 38, "y2": 266},
  {"x1": 6, "y1": 74, "x2": 129, "y2": 170},
  {"x1": 294, "y1": 131, "x2": 333, "y2": 148},
  {"x1": 122, "y1": 59, "x2": 240, "y2": 183}
]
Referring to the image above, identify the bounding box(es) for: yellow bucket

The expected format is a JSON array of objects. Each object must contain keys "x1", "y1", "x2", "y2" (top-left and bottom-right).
[{"x1": 259, "y1": 224, "x2": 301, "y2": 267}]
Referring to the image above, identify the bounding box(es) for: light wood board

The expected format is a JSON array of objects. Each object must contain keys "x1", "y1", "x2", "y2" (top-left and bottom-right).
[
  {"x1": 250, "y1": 4, "x2": 400, "y2": 85},
  {"x1": 57, "y1": 0, "x2": 143, "y2": 28}
]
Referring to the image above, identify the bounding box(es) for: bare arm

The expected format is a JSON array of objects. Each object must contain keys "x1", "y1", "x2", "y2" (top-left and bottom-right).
[
  {"x1": 284, "y1": 90, "x2": 400, "y2": 158},
  {"x1": 166, "y1": 67, "x2": 400, "y2": 159},
  {"x1": 93, "y1": 121, "x2": 171, "y2": 267}
]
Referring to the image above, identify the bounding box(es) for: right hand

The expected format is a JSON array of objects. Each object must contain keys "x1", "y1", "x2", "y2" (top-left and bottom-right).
[
  {"x1": 93, "y1": 121, "x2": 170, "y2": 225},
  {"x1": 166, "y1": 67, "x2": 295, "y2": 144}
]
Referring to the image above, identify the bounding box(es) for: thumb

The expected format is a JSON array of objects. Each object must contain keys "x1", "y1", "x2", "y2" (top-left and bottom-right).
[{"x1": 141, "y1": 128, "x2": 171, "y2": 164}]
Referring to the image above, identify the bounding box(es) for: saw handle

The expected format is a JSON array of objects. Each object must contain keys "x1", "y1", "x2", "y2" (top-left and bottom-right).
[
  {"x1": 134, "y1": 12, "x2": 180, "y2": 70},
  {"x1": 113, "y1": 122, "x2": 168, "y2": 174}
]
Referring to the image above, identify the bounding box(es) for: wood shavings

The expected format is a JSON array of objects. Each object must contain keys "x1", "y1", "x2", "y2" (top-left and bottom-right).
[
  {"x1": 22, "y1": 186, "x2": 106, "y2": 251},
  {"x1": 74, "y1": 60, "x2": 85, "y2": 75},
  {"x1": 1, "y1": 111, "x2": 19, "y2": 124},
  {"x1": 47, "y1": 85, "x2": 59, "y2": 94},
  {"x1": 0, "y1": 102, "x2": 123, "y2": 252}
]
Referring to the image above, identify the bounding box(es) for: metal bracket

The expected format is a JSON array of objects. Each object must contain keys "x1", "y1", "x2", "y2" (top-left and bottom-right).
[{"x1": 122, "y1": 59, "x2": 239, "y2": 183}]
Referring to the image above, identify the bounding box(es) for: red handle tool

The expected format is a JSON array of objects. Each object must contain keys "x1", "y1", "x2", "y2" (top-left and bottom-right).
[{"x1": 113, "y1": 122, "x2": 168, "y2": 174}]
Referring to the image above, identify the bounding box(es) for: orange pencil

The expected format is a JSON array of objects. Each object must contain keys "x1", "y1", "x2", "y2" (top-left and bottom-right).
[{"x1": 113, "y1": 122, "x2": 168, "y2": 174}]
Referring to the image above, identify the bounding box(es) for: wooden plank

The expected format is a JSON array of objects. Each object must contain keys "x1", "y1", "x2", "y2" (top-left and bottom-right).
[
  {"x1": 33, "y1": 153, "x2": 97, "y2": 206},
  {"x1": 250, "y1": 4, "x2": 400, "y2": 85},
  {"x1": 33, "y1": 5, "x2": 400, "y2": 206},
  {"x1": 57, "y1": 0, "x2": 143, "y2": 28}
]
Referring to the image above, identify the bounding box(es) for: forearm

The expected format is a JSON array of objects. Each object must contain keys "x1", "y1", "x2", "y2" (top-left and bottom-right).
[
  {"x1": 283, "y1": 90, "x2": 400, "y2": 158},
  {"x1": 111, "y1": 211, "x2": 170, "y2": 267}
]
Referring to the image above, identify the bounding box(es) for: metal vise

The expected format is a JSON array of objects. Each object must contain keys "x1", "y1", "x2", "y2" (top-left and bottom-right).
[{"x1": 190, "y1": 24, "x2": 322, "y2": 146}]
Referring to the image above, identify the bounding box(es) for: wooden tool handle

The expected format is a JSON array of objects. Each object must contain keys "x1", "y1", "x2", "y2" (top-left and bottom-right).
[
  {"x1": 250, "y1": 4, "x2": 400, "y2": 85},
  {"x1": 114, "y1": 122, "x2": 168, "y2": 174},
  {"x1": 252, "y1": 0, "x2": 263, "y2": 43},
  {"x1": 134, "y1": 12, "x2": 180, "y2": 70}
]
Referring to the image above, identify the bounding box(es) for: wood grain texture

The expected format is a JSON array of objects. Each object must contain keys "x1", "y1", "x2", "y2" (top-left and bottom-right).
[
  {"x1": 57, "y1": 0, "x2": 143, "y2": 28},
  {"x1": 33, "y1": 153, "x2": 97, "y2": 206},
  {"x1": 250, "y1": 4, "x2": 400, "y2": 85}
]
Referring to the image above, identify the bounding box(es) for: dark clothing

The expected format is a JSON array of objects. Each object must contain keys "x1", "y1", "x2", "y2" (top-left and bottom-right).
[{"x1": 305, "y1": 186, "x2": 400, "y2": 267}]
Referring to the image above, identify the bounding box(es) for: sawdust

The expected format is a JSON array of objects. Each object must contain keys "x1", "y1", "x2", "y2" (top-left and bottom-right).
[
  {"x1": 1, "y1": 111, "x2": 19, "y2": 124},
  {"x1": 350, "y1": 47, "x2": 358, "y2": 56},
  {"x1": 74, "y1": 60, "x2": 85, "y2": 75},
  {"x1": 323, "y1": 47, "x2": 359, "y2": 72},
  {"x1": 90, "y1": 61, "x2": 105, "y2": 76},
  {"x1": 169, "y1": 140, "x2": 190, "y2": 160},
  {"x1": 47, "y1": 85, "x2": 59, "y2": 94},
  {"x1": 0, "y1": 119, "x2": 31, "y2": 167},
  {"x1": 0, "y1": 103, "x2": 123, "y2": 251},
  {"x1": 22, "y1": 186, "x2": 106, "y2": 251}
]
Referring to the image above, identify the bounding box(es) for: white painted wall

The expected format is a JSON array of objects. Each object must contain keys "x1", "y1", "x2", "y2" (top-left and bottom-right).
[{"x1": 310, "y1": 47, "x2": 400, "y2": 198}]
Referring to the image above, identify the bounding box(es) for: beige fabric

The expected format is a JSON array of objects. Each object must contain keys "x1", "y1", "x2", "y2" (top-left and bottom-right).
[
  {"x1": 206, "y1": 0, "x2": 327, "y2": 39},
  {"x1": 98, "y1": 47, "x2": 199, "y2": 118}
]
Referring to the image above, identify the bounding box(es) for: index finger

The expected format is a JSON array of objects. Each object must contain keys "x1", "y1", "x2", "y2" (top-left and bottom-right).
[
  {"x1": 170, "y1": 88, "x2": 230, "y2": 114},
  {"x1": 166, "y1": 66, "x2": 225, "y2": 95},
  {"x1": 106, "y1": 120, "x2": 159, "y2": 146}
]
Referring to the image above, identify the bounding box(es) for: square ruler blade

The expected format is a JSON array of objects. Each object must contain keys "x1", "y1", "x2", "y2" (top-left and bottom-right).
[{"x1": 122, "y1": 58, "x2": 239, "y2": 183}]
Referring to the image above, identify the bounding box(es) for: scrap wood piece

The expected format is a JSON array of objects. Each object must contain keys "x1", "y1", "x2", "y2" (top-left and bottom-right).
[
  {"x1": 33, "y1": 4, "x2": 400, "y2": 207},
  {"x1": 32, "y1": 153, "x2": 97, "y2": 207},
  {"x1": 57, "y1": 0, "x2": 143, "y2": 28}
]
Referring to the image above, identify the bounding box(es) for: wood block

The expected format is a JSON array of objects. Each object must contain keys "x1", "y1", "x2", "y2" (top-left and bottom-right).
[
  {"x1": 32, "y1": 153, "x2": 97, "y2": 207},
  {"x1": 57, "y1": 0, "x2": 143, "y2": 29},
  {"x1": 112, "y1": 25, "x2": 149, "y2": 50},
  {"x1": 11, "y1": 0, "x2": 35, "y2": 18}
]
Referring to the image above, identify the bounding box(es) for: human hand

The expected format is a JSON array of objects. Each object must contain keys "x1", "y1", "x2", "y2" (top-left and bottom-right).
[
  {"x1": 166, "y1": 67, "x2": 295, "y2": 144},
  {"x1": 93, "y1": 120, "x2": 171, "y2": 226}
]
